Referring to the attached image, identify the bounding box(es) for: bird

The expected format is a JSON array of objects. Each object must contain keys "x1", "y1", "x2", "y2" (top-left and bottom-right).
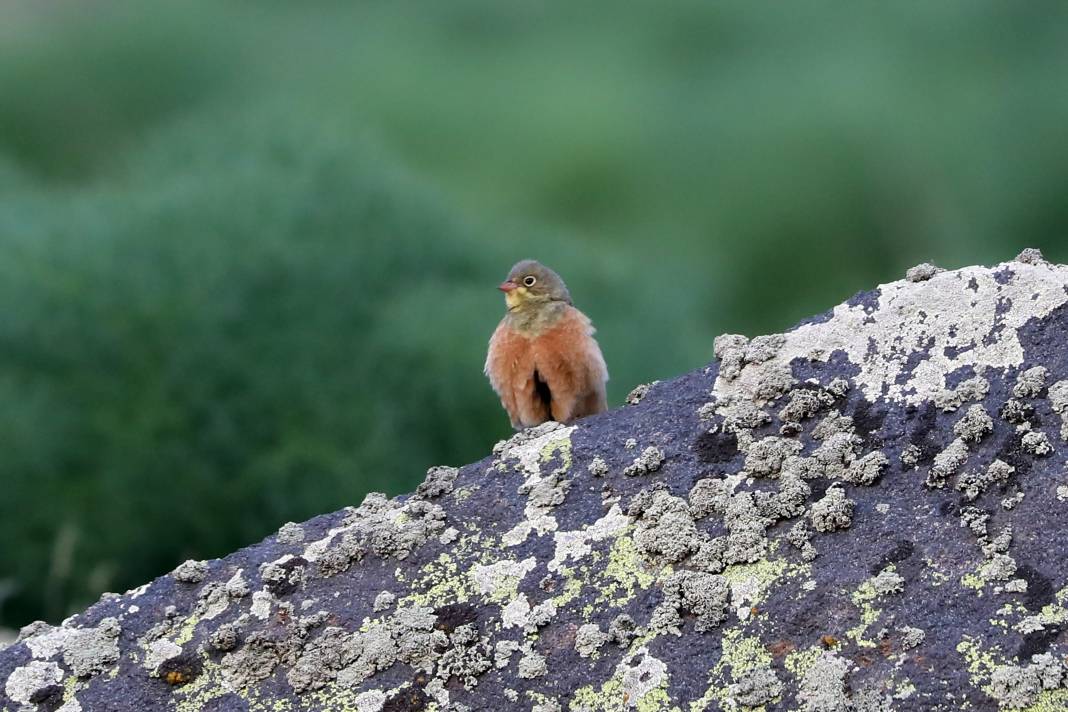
[{"x1": 485, "y1": 260, "x2": 609, "y2": 429}]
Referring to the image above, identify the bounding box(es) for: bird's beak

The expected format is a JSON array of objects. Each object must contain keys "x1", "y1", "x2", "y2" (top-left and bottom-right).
[{"x1": 498, "y1": 281, "x2": 518, "y2": 292}]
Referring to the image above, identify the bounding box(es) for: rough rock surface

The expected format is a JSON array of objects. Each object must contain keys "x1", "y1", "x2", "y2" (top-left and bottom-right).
[{"x1": 5, "y1": 254, "x2": 1068, "y2": 711}]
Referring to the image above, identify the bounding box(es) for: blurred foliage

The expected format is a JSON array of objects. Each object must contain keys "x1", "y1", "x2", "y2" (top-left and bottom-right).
[{"x1": 0, "y1": 0, "x2": 1066, "y2": 626}]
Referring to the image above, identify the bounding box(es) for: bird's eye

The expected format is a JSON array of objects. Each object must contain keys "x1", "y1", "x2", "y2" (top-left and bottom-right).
[{"x1": 523, "y1": 276, "x2": 537, "y2": 287}]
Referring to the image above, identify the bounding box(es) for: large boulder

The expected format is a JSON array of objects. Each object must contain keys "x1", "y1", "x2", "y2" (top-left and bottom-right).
[{"x1": 4, "y1": 252, "x2": 1068, "y2": 712}]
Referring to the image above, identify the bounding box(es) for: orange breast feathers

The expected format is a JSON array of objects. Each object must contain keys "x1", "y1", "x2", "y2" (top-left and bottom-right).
[{"x1": 485, "y1": 306, "x2": 609, "y2": 429}]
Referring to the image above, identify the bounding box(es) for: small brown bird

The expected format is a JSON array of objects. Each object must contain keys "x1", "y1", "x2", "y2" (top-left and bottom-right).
[{"x1": 485, "y1": 260, "x2": 609, "y2": 429}]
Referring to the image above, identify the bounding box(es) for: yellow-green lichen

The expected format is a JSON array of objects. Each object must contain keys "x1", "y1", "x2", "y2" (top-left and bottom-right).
[
  {"x1": 895, "y1": 680, "x2": 917, "y2": 699},
  {"x1": 851, "y1": 565, "x2": 898, "y2": 605},
  {"x1": 1008, "y1": 586, "x2": 1068, "y2": 634},
  {"x1": 571, "y1": 678, "x2": 626, "y2": 711},
  {"x1": 784, "y1": 646, "x2": 824, "y2": 680},
  {"x1": 845, "y1": 603, "x2": 881, "y2": 649},
  {"x1": 397, "y1": 553, "x2": 473, "y2": 608},
  {"x1": 637, "y1": 687, "x2": 682, "y2": 712},
  {"x1": 599, "y1": 532, "x2": 656, "y2": 606},
  {"x1": 552, "y1": 567, "x2": 586, "y2": 608},
  {"x1": 1022, "y1": 689, "x2": 1068, "y2": 712},
  {"x1": 174, "y1": 613, "x2": 201, "y2": 647},
  {"x1": 721, "y1": 553, "x2": 807, "y2": 609},
  {"x1": 954, "y1": 634, "x2": 1068, "y2": 708},
  {"x1": 923, "y1": 558, "x2": 950, "y2": 587},
  {"x1": 1029, "y1": 601, "x2": 1068, "y2": 629},
  {"x1": 541, "y1": 436, "x2": 573, "y2": 470},
  {"x1": 720, "y1": 628, "x2": 773, "y2": 675},
  {"x1": 173, "y1": 657, "x2": 229, "y2": 712},
  {"x1": 62, "y1": 675, "x2": 81, "y2": 706},
  {"x1": 688, "y1": 692, "x2": 714, "y2": 712},
  {"x1": 305, "y1": 683, "x2": 387, "y2": 712},
  {"x1": 691, "y1": 626, "x2": 777, "y2": 711},
  {"x1": 991, "y1": 600, "x2": 1032, "y2": 631},
  {"x1": 957, "y1": 635, "x2": 998, "y2": 688},
  {"x1": 843, "y1": 569, "x2": 891, "y2": 649},
  {"x1": 526, "y1": 691, "x2": 558, "y2": 709},
  {"x1": 452, "y1": 486, "x2": 475, "y2": 502},
  {"x1": 569, "y1": 647, "x2": 674, "y2": 712},
  {"x1": 961, "y1": 572, "x2": 986, "y2": 593},
  {"x1": 570, "y1": 676, "x2": 680, "y2": 712}
]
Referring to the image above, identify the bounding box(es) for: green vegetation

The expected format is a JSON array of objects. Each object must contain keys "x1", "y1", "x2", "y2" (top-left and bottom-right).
[{"x1": 0, "y1": 0, "x2": 1066, "y2": 627}]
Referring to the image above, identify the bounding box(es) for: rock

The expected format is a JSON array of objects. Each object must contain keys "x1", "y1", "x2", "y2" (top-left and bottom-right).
[
  {"x1": 171, "y1": 559, "x2": 209, "y2": 584},
  {"x1": 5, "y1": 257, "x2": 1068, "y2": 711},
  {"x1": 905, "y1": 262, "x2": 945, "y2": 282}
]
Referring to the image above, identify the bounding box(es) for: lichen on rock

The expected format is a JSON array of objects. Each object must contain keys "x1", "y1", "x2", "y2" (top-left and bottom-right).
[
  {"x1": 906, "y1": 262, "x2": 945, "y2": 282},
  {"x1": 651, "y1": 570, "x2": 730, "y2": 633},
  {"x1": 622, "y1": 446, "x2": 665, "y2": 477},
  {"x1": 797, "y1": 652, "x2": 850, "y2": 712},
  {"x1": 744, "y1": 436, "x2": 803, "y2": 477},
  {"x1": 809, "y1": 486, "x2": 854, "y2": 533},
  {"x1": 172, "y1": 559, "x2": 209, "y2": 584},
  {"x1": 574, "y1": 623, "x2": 609, "y2": 658},
  {"x1": 625, "y1": 380, "x2": 659, "y2": 405},
  {"x1": 416, "y1": 465, "x2": 460, "y2": 499},
  {"x1": 631, "y1": 489, "x2": 704, "y2": 563}
]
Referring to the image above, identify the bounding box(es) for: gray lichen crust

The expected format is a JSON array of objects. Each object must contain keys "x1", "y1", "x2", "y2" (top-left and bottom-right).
[
  {"x1": 905, "y1": 262, "x2": 945, "y2": 282},
  {"x1": 5, "y1": 255, "x2": 1068, "y2": 711}
]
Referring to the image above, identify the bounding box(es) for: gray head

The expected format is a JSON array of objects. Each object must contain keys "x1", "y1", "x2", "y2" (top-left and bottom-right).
[{"x1": 498, "y1": 260, "x2": 573, "y2": 309}]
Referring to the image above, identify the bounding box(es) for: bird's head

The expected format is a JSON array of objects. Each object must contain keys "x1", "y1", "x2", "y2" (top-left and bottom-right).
[{"x1": 498, "y1": 260, "x2": 572, "y2": 311}]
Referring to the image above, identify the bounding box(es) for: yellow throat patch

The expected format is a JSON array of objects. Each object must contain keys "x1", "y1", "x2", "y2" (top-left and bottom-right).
[{"x1": 505, "y1": 286, "x2": 529, "y2": 310}]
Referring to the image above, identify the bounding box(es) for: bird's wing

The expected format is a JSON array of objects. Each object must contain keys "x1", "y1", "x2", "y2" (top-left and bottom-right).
[
  {"x1": 533, "y1": 306, "x2": 608, "y2": 423},
  {"x1": 485, "y1": 321, "x2": 520, "y2": 425},
  {"x1": 581, "y1": 328, "x2": 609, "y2": 415},
  {"x1": 486, "y1": 320, "x2": 550, "y2": 428}
]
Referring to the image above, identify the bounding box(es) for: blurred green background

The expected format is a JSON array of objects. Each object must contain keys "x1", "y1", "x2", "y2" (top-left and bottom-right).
[{"x1": 1, "y1": 0, "x2": 1066, "y2": 630}]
